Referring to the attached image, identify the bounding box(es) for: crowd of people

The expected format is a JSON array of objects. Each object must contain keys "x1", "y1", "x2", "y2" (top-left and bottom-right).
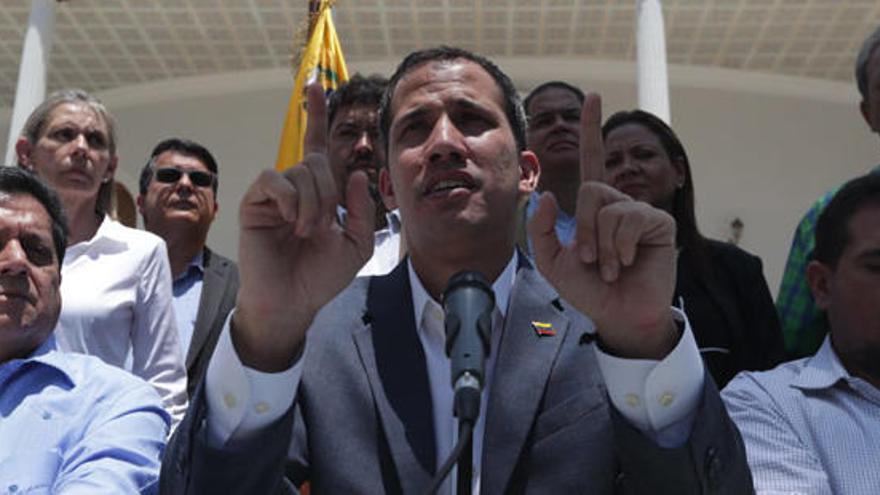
[{"x1": 3, "y1": 22, "x2": 880, "y2": 495}]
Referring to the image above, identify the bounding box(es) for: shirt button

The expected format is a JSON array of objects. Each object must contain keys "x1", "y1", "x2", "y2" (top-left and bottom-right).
[
  {"x1": 223, "y1": 393, "x2": 237, "y2": 409},
  {"x1": 255, "y1": 401, "x2": 269, "y2": 414},
  {"x1": 430, "y1": 306, "x2": 443, "y2": 321},
  {"x1": 624, "y1": 393, "x2": 640, "y2": 408},
  {"x1": 42, "y1": 411, "x2": 52, "y2": 420},
  {"x1": 659, "y1": 392, "x2": 676, "y2": 407},
  {"x1": 9, "y1": 484, "x2": 18, "y2": 492}
]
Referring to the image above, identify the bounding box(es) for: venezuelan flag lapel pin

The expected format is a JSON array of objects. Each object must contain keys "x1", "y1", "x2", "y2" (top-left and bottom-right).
[{"x1": 531, "y1": 321, "x2": 556, "y2": 337}]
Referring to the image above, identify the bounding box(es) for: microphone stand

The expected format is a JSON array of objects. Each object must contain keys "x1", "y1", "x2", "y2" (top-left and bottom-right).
[
  {"x1": 455, "y1": 373, "x2": 481, "y2": 494},
  {"x1": 423, "y1": 271, "x2": 494, "y2": 495}
]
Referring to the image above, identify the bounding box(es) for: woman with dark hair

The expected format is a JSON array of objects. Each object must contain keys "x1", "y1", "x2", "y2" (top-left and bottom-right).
[{"x1": 602, "y1": 109, "x2": 783, "y2": 387}]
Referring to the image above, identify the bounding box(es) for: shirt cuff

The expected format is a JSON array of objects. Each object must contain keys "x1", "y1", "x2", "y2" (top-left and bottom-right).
[
  {"x1": 593, "y1": 307, "x2": 704, "y2": 447},
  {"x1": 205, "y1": 311, "x2": 303, "y2": 447}
]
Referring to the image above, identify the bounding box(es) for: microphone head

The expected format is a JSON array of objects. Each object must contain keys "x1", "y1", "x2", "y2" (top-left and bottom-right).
[{"x1": 442, "y1": 270, "x2": 495, "y2": 303}]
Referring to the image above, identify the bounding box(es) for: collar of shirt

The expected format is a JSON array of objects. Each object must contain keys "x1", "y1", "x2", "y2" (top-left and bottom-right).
[
  {"x1": 386, "y1": 208, "x2": 402, "y2": 233},
  {"x1": 338, "y1": 205, "x2": 402, "y2": 233},
  {"x1": 174, "y1": 250, "x2": 205, "y2": 285},
  {"x1": 0, "y1": 336, "x2": 72, "y2": 389},
  {"x1": 64, "y1": 215, "x2": 114, "y2": 260},
  {"x1": 408, "y1": 251, "x2": 517, "y2": 331},
  {"x1": 792, "y1": 335, "x2": 855, "y2": 390}
]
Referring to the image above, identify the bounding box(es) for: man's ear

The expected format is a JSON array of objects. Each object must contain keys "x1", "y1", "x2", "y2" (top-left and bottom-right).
[
  {"x1": 519, "y1": 150, "x2": 540, "y2": 194},
  {"x1": 15, "y1": 137, "x2": 33, "y2": 168},
  {"x1": 806, "y1": 260, "x2": 833, "y2": 311},
  {"x1": 860, "y1": 100, "x2": 878, "y2": 134},
  {"x1": 379, "y1": 167, "x2": 395, "y2": 209}
]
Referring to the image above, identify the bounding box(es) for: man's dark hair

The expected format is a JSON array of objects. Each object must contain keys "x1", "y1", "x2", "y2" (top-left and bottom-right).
[
  {"x1": 327, "y1": 74, "x2": 388, "y2": 129},
  {"x1": 138, "y1": 138, "x2": 219, "y2": 195},
  {"x1": 814, "y1": 173, "x2": 880, "y2": 269},
  {"x1": 523, "y1": 81, "x2": 585, "y2": 117},
  {"x1": 378, "y1": 46, "x2": 527, "y2": 156},
  {"x1": 0, "y1": 166, "x2": 68, "y2": 265}
]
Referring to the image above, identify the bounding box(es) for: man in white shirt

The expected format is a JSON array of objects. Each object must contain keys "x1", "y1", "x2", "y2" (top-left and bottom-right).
[
  {"x1": 137, "y1": 138, "x2": 239, "y2": 398},
  {"x1": 161, "y1": 47, "x2": 751, "y2": 493},
  {"x1": 327, "y1": 73, "x2": 403, "y2": 276}
]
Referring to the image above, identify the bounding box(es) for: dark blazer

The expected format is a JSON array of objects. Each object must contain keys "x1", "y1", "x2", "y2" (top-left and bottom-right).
[
  {"x1": 161, "y1": 259, "x2": 752, "y2": 494},
  {"x1": 184, "y1": 247, "x2": 239, "y2": 398},
  {"x1": 675, "y1": 240, "x2": 784, "y2": 388}
]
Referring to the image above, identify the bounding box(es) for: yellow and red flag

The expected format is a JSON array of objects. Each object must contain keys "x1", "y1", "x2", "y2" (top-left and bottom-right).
[{"x1": 275, "y1": 0, "x2": 349, "y2": 171}]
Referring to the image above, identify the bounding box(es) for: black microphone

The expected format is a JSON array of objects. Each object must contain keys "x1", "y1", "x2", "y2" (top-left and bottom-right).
[{"x1": 443, "y1": 270, "x2": 495, "y2": 424}]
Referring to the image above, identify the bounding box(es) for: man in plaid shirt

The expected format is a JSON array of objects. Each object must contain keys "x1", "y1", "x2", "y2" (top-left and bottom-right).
[{"x1": 777, "y1": 25, "x2": 880, "y2": 358}]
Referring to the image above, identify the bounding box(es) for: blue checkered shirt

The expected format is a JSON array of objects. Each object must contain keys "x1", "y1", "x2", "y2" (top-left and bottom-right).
[{"x1": 723, "y1": 337, "x2": 880, "y2": 495}]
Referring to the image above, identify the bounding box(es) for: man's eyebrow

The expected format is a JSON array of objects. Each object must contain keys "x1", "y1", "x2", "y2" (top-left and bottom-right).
[
  {"x1": 392, "y1": 107, "x2": 431, "y2": 129},
  {"x1": 452, "y1": 98, "x2": 494, "y2": 115},
  {"x1": 855, "y1": 247, "x2": 880, "y2": 260}
]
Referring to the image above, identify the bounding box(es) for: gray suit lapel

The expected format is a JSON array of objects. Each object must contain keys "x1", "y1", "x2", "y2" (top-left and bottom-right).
[
  {"x1": 481, "y1": 264, "x2": 572, "y2": 493},
  {"x1": 187, "y1": 249, "x2": 228, "y2": 369},
  {"x1": 352, "y1": 262, "x2": 436, "y2": 493}
]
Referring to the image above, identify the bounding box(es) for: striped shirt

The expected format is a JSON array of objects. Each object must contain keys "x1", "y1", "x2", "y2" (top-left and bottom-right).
[{"x1": 722, "y1": 337, "x2": 880, "y2": 495}]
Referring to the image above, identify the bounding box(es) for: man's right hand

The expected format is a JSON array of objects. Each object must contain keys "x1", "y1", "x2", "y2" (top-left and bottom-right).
[{"x1": 232, "y1": 84, "x2": 376, "y2": 372}]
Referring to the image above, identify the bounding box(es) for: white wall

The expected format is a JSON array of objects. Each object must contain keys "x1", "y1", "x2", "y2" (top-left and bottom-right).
[{"x1": 1, "y1": 58, "x2": 875, "y2": 295}]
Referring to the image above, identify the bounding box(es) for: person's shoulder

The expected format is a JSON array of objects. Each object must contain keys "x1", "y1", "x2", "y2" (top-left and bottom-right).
[
  {"x1": 310, "y1": 277, "x2": 371, "y2": 337},
  {"x1": 204, "y1": 247, "x2": 239, "y2": 273},
  {"x1": 46, "y1": 348, "x2": 163, "y2": 403},
  {"x1": 704, "y1": 239, "x2": 761, "y2": 267},
  {"x1": 723, "y1": 357, "x2": 807, "y2": 399},
  {"x1": 103, "y1": 219, "x2": 166, "y2": 253}
]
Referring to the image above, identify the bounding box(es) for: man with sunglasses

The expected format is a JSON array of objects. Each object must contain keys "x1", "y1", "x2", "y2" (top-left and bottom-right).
[{"x1": 137, "y1": 138, "x2": 239, "y2": 398}]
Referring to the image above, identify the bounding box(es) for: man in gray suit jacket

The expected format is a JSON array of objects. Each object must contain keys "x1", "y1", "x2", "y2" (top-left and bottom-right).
[
  {"x1": 138, "y1": 138, "x2": 239, "y2": 398},
  {"x1": 161, "y1": 47, "x2": 751, "y2": 493}
]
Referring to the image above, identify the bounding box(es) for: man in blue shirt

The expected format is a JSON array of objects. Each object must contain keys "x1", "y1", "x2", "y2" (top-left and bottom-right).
[
  {"x1": 0, "y1": 166, "x2": 168, "y2": 493},
  {"x1": 522, "y1": 81, "x2": 585, "y2": 251},
  {"x1": 724, "y1": 173, "x2": 880, "y2": 494},
  {"x1": 138, "y1": 138, "x2": 239, "y2": 398}
]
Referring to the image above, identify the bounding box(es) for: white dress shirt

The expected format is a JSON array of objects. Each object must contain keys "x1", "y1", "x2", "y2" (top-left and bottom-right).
[
  {"x1": 205, "y1": 253, "x2": 704, "y2": 491},
  {"x1": 338, "y1": 206, "x2": 404, "y2": 277},
  {"x1": 55, "y1": 217, "x2": 188, "y2": 428},
  {"x1": 359, "y1": 209, "x2": 403, "y2": 276}
]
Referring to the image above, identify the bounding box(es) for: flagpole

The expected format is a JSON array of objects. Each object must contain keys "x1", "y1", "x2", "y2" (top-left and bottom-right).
[
  {"x1": 4, "y1": 0, "x2": 56, "y2": 166},
  {"x1": 636, "y1": 0, "x2": 671, "y2": 123}
]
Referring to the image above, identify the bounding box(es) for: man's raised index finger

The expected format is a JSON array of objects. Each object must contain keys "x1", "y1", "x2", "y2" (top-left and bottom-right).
[
  {"x1": 303, "y1": 83, "x2": 328, "y2": 156},
  {"x1": 579, "y1": 92, "x2": 605, "y2": 183}
]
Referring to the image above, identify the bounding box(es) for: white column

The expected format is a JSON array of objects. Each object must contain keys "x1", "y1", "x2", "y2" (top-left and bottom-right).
[
  {"x1": 4, "y1": 0, "x2": 56, "y2": 166},
  {"x1": 636, "y1": 0, "x2": 670, "y2": 123}
]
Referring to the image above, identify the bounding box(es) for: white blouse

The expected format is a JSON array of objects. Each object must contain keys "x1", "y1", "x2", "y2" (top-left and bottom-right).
[{"x1": 55, "y1": 217, "x2": 187, "y2": 427}]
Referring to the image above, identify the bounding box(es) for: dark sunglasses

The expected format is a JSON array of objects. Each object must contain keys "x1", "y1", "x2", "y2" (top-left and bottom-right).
[{"x1": 154, "y1": 167, "x2": 215, "y2": 188}]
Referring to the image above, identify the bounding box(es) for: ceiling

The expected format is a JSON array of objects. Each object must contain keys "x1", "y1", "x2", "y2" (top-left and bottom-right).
[{"x1": 0, "y1": 0, "x2": 878, "y2": 107}]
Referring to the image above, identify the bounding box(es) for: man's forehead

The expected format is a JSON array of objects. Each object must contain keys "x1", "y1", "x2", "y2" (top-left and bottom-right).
[
  {"x1": 47, "y1": 103, "x2": 105, "y2": 129},
  {"x1": 155, "y1": 150, "x2": 209, "y2": 171},
  {"x1": 528, "y1": 88, "x2": 582, "y2": 115},
  {"x1": 846, "y1": 204, "x2": 880, "y2": 247},
  {"x1": 0, "y1": 193, "x2": 53, "y2": 231},
  {"x1": 390, "y1": 58, "x2": 503, "y2": 118},
  {"x1": 332, "y1": 103, "x2": 380, "y2": 127}
]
